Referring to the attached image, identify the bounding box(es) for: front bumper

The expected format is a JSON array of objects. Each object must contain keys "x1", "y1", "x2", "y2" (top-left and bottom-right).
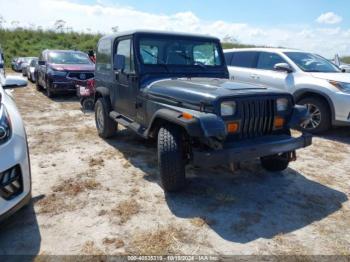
[
  {"x1": 332, "y1": 92, "x2": 350, "y2": 126},
  {"x1": 192, "y1": 133, "x2": 312, "y2": 167},
  {"x1": 51, "y1": 81, "x2": 77, "y2": 92}
]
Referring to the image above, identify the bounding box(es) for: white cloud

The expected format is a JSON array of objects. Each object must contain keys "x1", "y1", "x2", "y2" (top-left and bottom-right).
[
  {"x1": 316, "y1": 12, "x2": 343, "y2": 25},
  {"x1": 0, "y1": 0, "x2": 349, "y2": 57}
]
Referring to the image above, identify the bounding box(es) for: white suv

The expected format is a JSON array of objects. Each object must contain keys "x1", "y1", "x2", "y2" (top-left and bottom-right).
[
  {"x1": 224, "y1": 48, "x2": 350, "y2": 133},
  {"x1": 0, "y1": 73, "x2": 31, "y2": 222}
]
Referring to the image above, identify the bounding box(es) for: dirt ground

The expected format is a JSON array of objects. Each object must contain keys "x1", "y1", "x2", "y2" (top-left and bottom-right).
[{"x1": 0, "y1": 74, "x2": 349, "y2": 256}]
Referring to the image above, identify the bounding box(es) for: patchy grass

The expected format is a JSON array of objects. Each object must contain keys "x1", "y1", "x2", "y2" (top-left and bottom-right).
[
  {"x1": 75, "y1": 126, "x2": 98, "y2": 141},
  {"x1": 52, "y1": 178, "x2": 101, "y2": 197},
  {"x1": 81, "y1": 241, "x2": 105, "y2": 255},
  {"x1": 190, "y1": 217, "x2": 215, "y2": 227},
  {"x1": 88, "y1": 157, "x2": 105, "y2": 168},
  {"x1": 36, "y1": 193, "x2": 85, "y2": 215},
  {"x1": 129, "y1": 226, "x2": 188, "y2": 255},
  {"x1": 111, "y1": 199, "x2": 141, "y2": 224},
  {"x1": 103, "y1": 237, "x2": 125, "y2": 249}
]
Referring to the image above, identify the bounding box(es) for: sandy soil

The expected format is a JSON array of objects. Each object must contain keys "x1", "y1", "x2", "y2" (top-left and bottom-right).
[{"x1": 0, "y1": 75, "x2": 349, "y2": 256}]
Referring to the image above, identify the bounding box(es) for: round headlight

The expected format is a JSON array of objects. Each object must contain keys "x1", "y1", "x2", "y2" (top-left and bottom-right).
[
  {"x1": 221, "y1": 101, "x2": 236, "y2": 116},
  {"x1": 276, "y1": 98, "x2": 288, "y2": 112}
]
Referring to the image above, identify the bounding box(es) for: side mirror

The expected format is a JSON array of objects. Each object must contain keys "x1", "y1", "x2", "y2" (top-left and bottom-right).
[
  {"x1": 1, "y1": 75, "x2": 28, "y2": 89},
  {"x1": 274, "y1": 63, "x2": 293, "y2": 73},
  {"x1": 38, "y1": 60, "x2": 46, "y2": 66},
  {"x1": 113, "y1": 54, "x2": 125, "y2": 71}
]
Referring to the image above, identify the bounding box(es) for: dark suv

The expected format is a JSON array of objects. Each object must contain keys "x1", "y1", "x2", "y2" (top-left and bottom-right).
[
  {"x1": 36, "y1": 50, "x2": 95, "y2": 97},
  {"x1": 94, "y1": 30, "x2": 312, "y2": 192}
]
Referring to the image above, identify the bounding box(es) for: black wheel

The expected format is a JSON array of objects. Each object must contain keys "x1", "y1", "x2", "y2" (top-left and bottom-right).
[
  {"x1": 35, "y1": 77, "x2": 42, "y2": 91},
  {"x1": 82, "y1": 98, "x2": 94, "y2": 111},
  {"x1": 95, "y1": 98, "x2": 117, "y2": 138},
  {"x1": 157, "y1": 125, "x2": 186, "y2": 192},
  {"x1": 298, "y1": 97, "x2": 331, "y2": 134},
  {"x1": 45, "y1": 80, "x2": 54, "y2": 98},
  {"x1": 260, "y1": 153, "x2": 290, "y2": 172}
]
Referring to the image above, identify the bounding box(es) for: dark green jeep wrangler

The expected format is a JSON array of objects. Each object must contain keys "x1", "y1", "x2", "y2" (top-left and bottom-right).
[{"x1": 94, "y1": 30, "x2": 312, "y2": 192}]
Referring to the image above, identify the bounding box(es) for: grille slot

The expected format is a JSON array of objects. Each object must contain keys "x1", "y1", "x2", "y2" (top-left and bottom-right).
[
  {"x1": 239, "y1": 98, "x2": 275, "y2": 139},
  {"x1": 0, "y1": 165, "x2": 23, "y2": 200},
  {"x1": 67, "y1": 72, "x2": 94, "y2": 81}
]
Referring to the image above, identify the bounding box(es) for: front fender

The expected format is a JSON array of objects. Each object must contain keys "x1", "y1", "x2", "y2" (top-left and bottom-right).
[{"x1": 147, "y1": 106, "x2": 226, "y2": 139}]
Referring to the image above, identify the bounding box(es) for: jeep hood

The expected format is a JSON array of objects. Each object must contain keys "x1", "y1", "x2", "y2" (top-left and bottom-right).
[
  {"x1": 51, "y1": 64, "x2": 95, "y2": 72},
  {"x1": 311, "y1": 72, "x2": 350, "y2": 83},
  {"x1": 146, "y1": 78, "x2": 286, "y2": 106}
]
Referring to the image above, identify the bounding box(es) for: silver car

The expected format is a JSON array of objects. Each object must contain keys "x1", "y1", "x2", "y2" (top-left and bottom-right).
[
  {"x1": 21, "y1": 57, "x2": 37, "y2": 76},
  {"x1": 224, "y1": 48, "x2": 350, "y2": 133},
  {"x1": 25, "y1": 58, "x2": 38, "y2": 82}
]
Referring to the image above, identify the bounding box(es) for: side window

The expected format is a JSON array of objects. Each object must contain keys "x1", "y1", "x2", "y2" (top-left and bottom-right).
[
  {"x1": 257, "y1": 52, "x2": 287, "y2": 70},
  {"x1": 231, "y1": 51, "x2": 258, "y2": 68},
  {"x1": 97, "y1": 39, "x2": 112, "y2": 72},
  {"x1": 116, "y1": 39, "x2": 134, "y2": 73},
  {"x1": 224, "y1": 52, "x2": 233, "y2": 65}
]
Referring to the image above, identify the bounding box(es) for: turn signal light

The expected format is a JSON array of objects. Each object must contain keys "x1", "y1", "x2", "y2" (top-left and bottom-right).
[
  {"x1": 227, "y1": 122, "x2": 239, "y2": 133},
  {"x1": 274, "y1": 117, "x2": 285, "y2": 129},
  {"x1": 182, "y1": 112, "x2": 193, "y2": 120}
]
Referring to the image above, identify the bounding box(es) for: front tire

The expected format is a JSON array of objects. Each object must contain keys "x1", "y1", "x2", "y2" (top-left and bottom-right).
[
  {"x1": 298, "y1": 97, "x2": 331, "y2": 134},
  {"x1": 95, "y1": 98, "x2": 117, "y2": 138},
  {"x1": 260, "y1": 153, "x2": 290, "y2": 172},
  {"x1": 45, "y1": 80, "x2": 54, "y2": 98},
  {"x1": 35, "y1": 76, "x2": 42, "y2": 91},
  {"x1": 157, "y1": 125, "x2": 186, "y2": 192}
]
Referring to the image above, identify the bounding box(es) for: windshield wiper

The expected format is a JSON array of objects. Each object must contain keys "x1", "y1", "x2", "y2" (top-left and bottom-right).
[
  {"x1": 141, "y1": 49, "x2": 169, "y2": 73},
  {"x1": 174, "y1": 52, "x2": 209, "y2": 69}
]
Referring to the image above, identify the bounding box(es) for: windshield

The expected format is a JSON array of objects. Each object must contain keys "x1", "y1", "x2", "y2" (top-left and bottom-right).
[
  {"x1": 139, "y1": 37, "x2": 223, "y2": 67},
  {"x1": 48, "y1": 52, "x2": 92, "y2": 65},
  {"x1": 30, "y1": 59, "x2": 38, "y2": 66},
  {"x1": 284, "y1": 52, "x2": 340, "y2": 73}
]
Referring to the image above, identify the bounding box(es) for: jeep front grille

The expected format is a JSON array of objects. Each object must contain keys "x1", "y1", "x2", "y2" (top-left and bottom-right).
[
  {"x1": 0, "y1": 165, "x2": 23, "y2": 200},
  {"x1": 238, "y1": 98, "x2": 275, "y2": 139},
  {"x1": 67, "y1": 72, "x2": 94, "y2": 81}
]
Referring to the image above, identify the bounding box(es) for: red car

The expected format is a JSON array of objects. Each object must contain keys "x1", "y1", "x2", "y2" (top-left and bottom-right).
[{"x1": 35, "y1": 50, "x2": 95, "y2": 97}]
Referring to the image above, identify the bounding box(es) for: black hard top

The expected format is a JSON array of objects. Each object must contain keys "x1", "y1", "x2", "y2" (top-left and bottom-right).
[{"x1": 99, "y1": 30, "x2": 221, "y2": 42}]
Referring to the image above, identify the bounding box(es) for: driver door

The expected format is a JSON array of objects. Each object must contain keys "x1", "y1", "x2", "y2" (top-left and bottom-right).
[
  {"x1": 113, "y1": 37, "x2": 138, "y2": 119},
  {"x1": 254, "y1": 52, "x2": 295, "y2": 91}
]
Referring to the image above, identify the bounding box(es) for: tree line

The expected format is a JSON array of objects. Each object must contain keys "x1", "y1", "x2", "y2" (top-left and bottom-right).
[{"x1": 0, "y1": 27, "x2": 349, "y2": 68}]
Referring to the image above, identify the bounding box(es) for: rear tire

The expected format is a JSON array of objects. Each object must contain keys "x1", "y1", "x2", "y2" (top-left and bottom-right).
[
  {"x1": 82, "y1": 98, "x2": 94, "y2": 111},
  {"x1": 157, "y1": 125, "x2": 186, "y2": 192},
  {"x1": 260, "y1": 153, "x2": 290, "y2": 172},
  {"x1": 298, "y1": 97, "x2": 331, "y2": 134},
  {"x1": 95, "y1": 98, "x2": 117, "y2": 138}
]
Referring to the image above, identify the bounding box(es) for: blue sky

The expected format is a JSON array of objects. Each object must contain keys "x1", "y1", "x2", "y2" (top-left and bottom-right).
[
  {"x1": 1, "y1": 0, "x2": 349, "y2": 57},
  {"x1": 78, "y1": 0, "x2": 350, "y2": 27}
]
